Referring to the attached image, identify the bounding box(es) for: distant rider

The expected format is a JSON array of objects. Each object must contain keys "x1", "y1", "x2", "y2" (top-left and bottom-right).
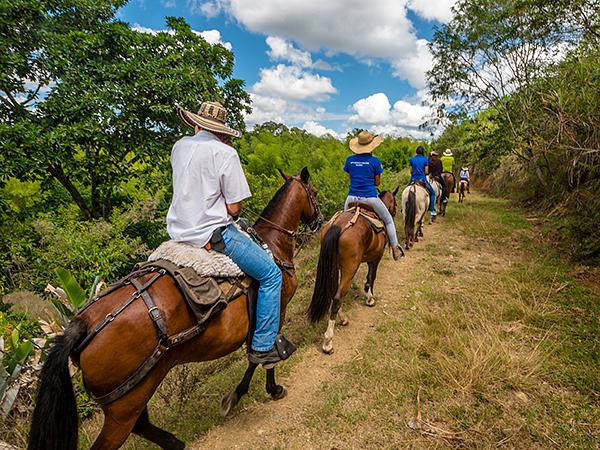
[
  {"x1": 408, "y1": 146, "x2": 437, "y2": 216},
  {"x1": 459, "y1": 166, "x2": 471, "y2": 193},
  {"x1": 441, "y1": 149, "x2": 456, "y2": 192},
  {"x1": 169, "y1": 100, "x2": 295, "y2": 367},
  {"x1": 343, "y1": 131, "x2": 404, "y2": 261},
  {"x1": 428, "y1": 151, "x2": 448, "y2": 204}
]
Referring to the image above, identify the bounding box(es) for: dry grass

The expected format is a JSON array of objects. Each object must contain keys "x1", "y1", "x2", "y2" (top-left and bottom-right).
[{"x1": 74, "y1": 193, "x2": 599, "y2": 449}]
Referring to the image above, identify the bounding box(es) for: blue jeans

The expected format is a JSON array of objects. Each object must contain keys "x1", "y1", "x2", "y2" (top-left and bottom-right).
[
  {"x1": 409, "y1": 178, "x2": 436, "y2": 212},
  {"x1": 220, "y1": 224, "x2": 282, "y2": 352},
  {"x1": 344, "y1": 195, "x2": 399, "y2": 247}
]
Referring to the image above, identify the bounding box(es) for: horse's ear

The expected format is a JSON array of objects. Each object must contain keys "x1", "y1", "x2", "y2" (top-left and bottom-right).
[
  {"x1": 393, "y1": 185, "x2": 400, "y2": 196},
  {"x1": 278, "y1": 168, "x2": 290, "y2": 181},
  {"x1": 300, "y1": 166, "x2": 310, "y2": 183}
]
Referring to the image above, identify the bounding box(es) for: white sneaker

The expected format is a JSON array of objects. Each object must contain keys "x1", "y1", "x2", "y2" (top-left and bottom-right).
[{"x1": 430, "y1": 210, "x2": 437, "y2": 216}]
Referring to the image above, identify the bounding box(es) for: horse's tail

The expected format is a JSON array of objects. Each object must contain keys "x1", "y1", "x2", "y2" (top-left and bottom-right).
[
  {"x1": 28, "y1": 319, "x2": 87, "y2": 450},
  {"x1": 404, "y1": 186, "x2": 416, "y2": 241},
  {"x1": 308, "y1": 225, "x2": 341, "y2": 323}
]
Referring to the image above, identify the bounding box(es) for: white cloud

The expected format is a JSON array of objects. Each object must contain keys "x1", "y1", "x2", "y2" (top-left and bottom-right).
[
  {"x1": 266, "y1": 36, "x2": 312, "y2": 67},
  {"x1": 350, "y1": 93, "x2": 392, "y2": 125},
  {"x1": 197, "y1": 29, "x2": 232, "y2": 50},
  {"x1": 350, "y1": 92, "x2": 435, "y2": 138},
  {"x1": 302, "y1": 121, "x2": 339, "y2": 138},
  {"x1": 407, "y1": 0, "x2": 456, "y2": 23},
  {"x1": 203, "y1": 0, "x2": 457, "y2": 88},
  {"x1": 252, "y1": 64, "x2": 336, "y2": 101},
  {"x1": 131, "y1": 24, "x2": 232, "y2": 50},
  {"x1": 161, "y1": 0, "x2": 176, "y2": 8}
]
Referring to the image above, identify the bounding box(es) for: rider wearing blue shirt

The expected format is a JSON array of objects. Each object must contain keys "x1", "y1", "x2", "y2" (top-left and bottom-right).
[
  {"x1": 408, "y1": 146, "x2": 437, "y2": 216},
  {"x1": 344, "y1": 131, "x2": 403, "y2": 261}
]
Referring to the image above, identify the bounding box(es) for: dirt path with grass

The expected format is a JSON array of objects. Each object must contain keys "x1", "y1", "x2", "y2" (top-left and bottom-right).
[
  {"x1": 189, "y1": 198, "x2": 489, "y2": 450},
  {"x1": 99, "y1": 191, "x2": 596, "y2": 450}
]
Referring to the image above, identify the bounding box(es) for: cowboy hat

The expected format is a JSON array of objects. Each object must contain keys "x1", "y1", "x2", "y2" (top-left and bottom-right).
[
  {"x1": 430, "y1": 151, "x2": 439, "y2": 156},
  {"x1": 177, "y1": 101, "x2": 242, "y2": 138},
  {"x1": 443, "y1": 149, "x2": 453, "y2": 156},
  {"x1": 349, "y1": 131, "x2": 383, "y2": 154}
]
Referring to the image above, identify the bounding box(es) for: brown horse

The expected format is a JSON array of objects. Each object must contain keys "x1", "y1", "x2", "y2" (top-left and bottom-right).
[
  {"x1": 28, "y1": 167, "x2": 322, "y2": 450},
  {"x1": 307, "y1": 189, "x2": 398, "y2": 354},
  {"x1": 440, "y1": 172, "x2": 455, "y2": 216}
]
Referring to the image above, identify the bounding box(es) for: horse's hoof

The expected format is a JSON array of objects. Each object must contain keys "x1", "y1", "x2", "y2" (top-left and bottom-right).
[
  {"x1": 219, "y1": 390, "x2": 239, "y2": 417},
  {"x1": 270, "y1": 385, "x2": 287, "y2": 400},
  {"x1": 339, "y1": 318, "x2": 349, "y2": 326},
  {"x1": 365, "y1": 297, "x2": 376, "y2": 307},
  {"x1": 322, "y1": 344, "x2": 334, "y2": 354}
]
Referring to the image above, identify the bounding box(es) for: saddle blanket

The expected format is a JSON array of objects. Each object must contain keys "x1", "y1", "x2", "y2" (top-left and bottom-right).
[{"x1": 148, "y1": 240, "x2": 244, "y2": 278}]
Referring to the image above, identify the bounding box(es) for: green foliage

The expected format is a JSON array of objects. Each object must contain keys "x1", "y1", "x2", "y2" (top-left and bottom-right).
[{"x1": 0, "y1": 1, "x2": 250, "y2": 220}]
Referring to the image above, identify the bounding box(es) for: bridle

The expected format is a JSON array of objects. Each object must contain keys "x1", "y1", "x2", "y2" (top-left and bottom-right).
[
  {"x1": 257, "y1": 177, "x2": 323, "y2": 274},
  {"x1": 258, "y1": 177, "x2": 323, "y2": 236}
]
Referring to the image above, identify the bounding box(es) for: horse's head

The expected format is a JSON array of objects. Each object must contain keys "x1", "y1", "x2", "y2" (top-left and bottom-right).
[
  {"x1": 278, "y1": 167, "x2": 323, "y2": 231},
  {"x1": 379, "y1": 185, "x2": 400, "y2": 217}
]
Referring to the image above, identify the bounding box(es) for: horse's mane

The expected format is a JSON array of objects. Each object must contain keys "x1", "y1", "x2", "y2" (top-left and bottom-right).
[{"x1": 259, "y1": 177, "x2": 294, "y2": 220}]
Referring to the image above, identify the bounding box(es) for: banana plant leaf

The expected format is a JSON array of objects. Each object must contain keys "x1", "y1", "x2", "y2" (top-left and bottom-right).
[{"x1": 55, "y1": 268, "x2": 88, "y2": 310}]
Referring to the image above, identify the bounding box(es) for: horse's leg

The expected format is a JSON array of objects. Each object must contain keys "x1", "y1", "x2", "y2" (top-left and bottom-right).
[
  {"x1": 220, "y1": 361, "x2": 258, "y2": 416},
  {"x1": 365, "y1": 262, "x2": 377, "y2": 307},
  {"x1": 338, "y1": 306, "x2": 349, "y2": 326},
  {"x1": 265, "y1": 367, "x2": 287, "y2": 400},
  {"x1": 90, "y1": 412, "x2": 141, "y2": 450},
  {"x1": 133, "y1": 407, "x2": 185, "y2": 450},
  {"x1": 323, "y1": 263, "x2": 356, "y2": 354},
  {"x1": 365, "y1": 260, "x2": 381, "y2": 307}
]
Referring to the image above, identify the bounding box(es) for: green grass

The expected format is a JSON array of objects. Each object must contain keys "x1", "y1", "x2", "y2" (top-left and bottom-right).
[{"x1": 78, "y1": 193, "x2": 599, "y2": 449}]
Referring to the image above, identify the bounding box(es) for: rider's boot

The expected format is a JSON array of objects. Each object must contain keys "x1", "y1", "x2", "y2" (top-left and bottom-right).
[{"x1": 248, "y1": 334, "x2": 296, "y2": 367}]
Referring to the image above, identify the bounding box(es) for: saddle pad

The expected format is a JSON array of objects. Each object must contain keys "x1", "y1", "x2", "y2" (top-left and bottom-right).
[{"x1": 148, "y1": 240, "x2": 244, "y2": 278}]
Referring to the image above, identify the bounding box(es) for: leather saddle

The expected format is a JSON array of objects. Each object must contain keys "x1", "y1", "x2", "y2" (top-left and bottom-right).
[{"x1": 329, "y1": 203, "x2": 385, "y2": 234}]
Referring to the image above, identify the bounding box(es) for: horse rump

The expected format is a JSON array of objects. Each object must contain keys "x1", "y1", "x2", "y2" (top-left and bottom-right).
[
  {"x1": 308, "y1": 225, "x2": 341, "y2": 323},
  {"x1": 28, "y1": 319, "x2": 87, "y2": 450}
]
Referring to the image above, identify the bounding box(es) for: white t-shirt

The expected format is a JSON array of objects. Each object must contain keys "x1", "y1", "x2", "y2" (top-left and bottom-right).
[{"x1": 166, "y1": 131, "x2": 251, "y2": 248}]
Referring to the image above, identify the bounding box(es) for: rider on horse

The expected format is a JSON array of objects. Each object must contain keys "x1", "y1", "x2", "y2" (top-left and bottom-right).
[
  {"x1": 428, "y1": 150, "x2": 448, "y2": 204},
  {"x1": 409, "y1": 146, "x2": 437, "y2": 217},
  {"x1": 459, "y1": 166, "x2": 471, "y2": 193},
  {"x1": 343, "y1": 130, "x2": 404, "y2": 261},
  {"x1": 441, "y1": 149, "x2": 456, "y2": 192},
  {"x1": 169, "y1": 101, "x2": 295, "y2": 366}
]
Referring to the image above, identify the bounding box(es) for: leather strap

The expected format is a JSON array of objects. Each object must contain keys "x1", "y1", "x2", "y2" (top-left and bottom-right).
[
  {"x1": 131, "y1": 276, "x2": 168, "y2": 342},
  {"x1": 92, "y1": 343, "x2": 169, "y2": 405},
  {"x1": 75, "y1": 270, "x2": 165, "y2": 353}
]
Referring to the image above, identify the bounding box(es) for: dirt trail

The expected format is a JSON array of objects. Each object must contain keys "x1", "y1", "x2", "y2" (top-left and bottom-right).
[{"x1": 190, "y1": 215, "x2": 452, "y2": 450}]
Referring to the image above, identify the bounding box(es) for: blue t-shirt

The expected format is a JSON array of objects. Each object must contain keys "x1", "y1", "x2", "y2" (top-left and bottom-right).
[
  {"x1": 409, "y1": 154, "x2": 429, "y2": 181},
  {"x1": 344, "y1": 153, "x2": 383, "y2": 197}
]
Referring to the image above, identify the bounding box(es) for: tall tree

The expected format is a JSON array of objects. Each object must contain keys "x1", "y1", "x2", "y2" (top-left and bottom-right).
[
  {"x1": 0, "y1": 1, "x2": 250, "y2": 219},
  {"x1": 427, "y1": 0, "x2": 599, "y2": 187}
]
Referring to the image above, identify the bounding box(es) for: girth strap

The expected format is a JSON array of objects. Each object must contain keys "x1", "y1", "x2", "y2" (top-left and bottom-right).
[{"x1": 131, "y1": 277, "x2": 168, "y2": 342}]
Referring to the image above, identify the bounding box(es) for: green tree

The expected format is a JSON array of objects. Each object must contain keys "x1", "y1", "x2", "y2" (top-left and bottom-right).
[
  {"x1": 0, "y1": 1, "x2": 250, "y2": 219},
  {"x1": 427, "y1": 0, "x2": 599, "y2": 188}
]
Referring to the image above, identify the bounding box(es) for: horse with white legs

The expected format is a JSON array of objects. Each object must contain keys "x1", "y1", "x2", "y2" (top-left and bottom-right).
[
  {"x1": 458, "y1": 179, "x2": 468, "y2": 203},
  {"x1": 308, "y1": 190, "x2": 399, "y2": 354},
  {"x1": 402, "y1": 183, "x2": 429, "y2": 249}
]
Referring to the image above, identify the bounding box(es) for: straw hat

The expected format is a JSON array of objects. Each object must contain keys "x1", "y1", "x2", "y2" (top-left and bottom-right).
[
  {"x1": 177, "y1": 101, "x2": 241, "y2": 138},
  {"x1": 349, "y1": 131, "x2": 383, "y2": 154},
  {"x1": 430, "y1": 151, "x2": 439, "y2": 156},
  {"x1": 443, "y1": 149, "x2": 453, "y2": 156}
]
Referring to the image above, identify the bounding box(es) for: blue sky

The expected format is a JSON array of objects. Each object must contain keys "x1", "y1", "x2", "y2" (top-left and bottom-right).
[{"x1": 118, "y1": 0, "x2": 457, "y2": 138}]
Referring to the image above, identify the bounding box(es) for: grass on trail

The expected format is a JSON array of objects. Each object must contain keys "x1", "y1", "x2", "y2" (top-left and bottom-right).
[
  {"x1": 80, "y1": 193, "x2": 599, "y2": 449},
  {"x1": 300, "y1": 195, "x2": 599, "y2": 449}
]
